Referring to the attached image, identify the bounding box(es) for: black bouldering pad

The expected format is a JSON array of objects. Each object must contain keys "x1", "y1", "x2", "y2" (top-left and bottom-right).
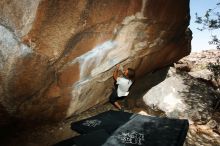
[
  {"x1": 103, "y1": 114, "x2": 189, "y2": 146},
  {"x1": 71, "y1": 110, "x2": 134, "y2": 134},
  {"x1": 53, "y1": 129, "x2": 109, "y2": 146},
  {"x1": 74, "y1": 129, "x2": 109, "y2": 146},
  {"x1": 67, "y1": 110, "x2": 189, "y2": 146}
]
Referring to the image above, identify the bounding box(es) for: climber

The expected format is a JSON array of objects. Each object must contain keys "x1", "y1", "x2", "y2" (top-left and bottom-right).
[{"x1": 109, "y1": 64, "x2": 135, "y2": 111}]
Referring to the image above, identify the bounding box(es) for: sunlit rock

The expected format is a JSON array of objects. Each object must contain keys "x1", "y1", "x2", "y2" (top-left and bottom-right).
[
  {"x1": 143, "y1": 75, "x2": 187, "y2": 118},
  {"x1": 143, "y1": 73, "x2": 216, "y2": 122},
  {"x1": 189, "y1": 69, "x2": 213, "y2": 81}
]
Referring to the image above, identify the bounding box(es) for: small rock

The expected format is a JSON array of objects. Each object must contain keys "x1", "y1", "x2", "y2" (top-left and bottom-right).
[
  {"x1": 188, "y1": 69, "x2": 213, "y2": 81},
  {"x1": 206, "y1": 120, "x2": 217, "y2": 129},
  {"x1": 211, "y1": 78, "x2": 219, "y2": 89},
  {"x1": 137, "y1": 110, "x2": 149, "y2": 116},
  {"x1": 188, "y1": 119, "x2": 194, "y2": 125},
  {"x1": 167, "y1": 67, "x2": 176, "y2": 76},
  {"x1": 174, "y1": 62, "x2": 191, "y2": 72},
  {"x1": 191, "y1": 111, "x2": 202, "y2": 121}
]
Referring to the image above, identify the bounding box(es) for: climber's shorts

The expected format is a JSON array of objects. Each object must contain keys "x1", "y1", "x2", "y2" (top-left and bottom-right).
[{"x1": 109, "y1": 88, "x2": 125, "y2": 104}]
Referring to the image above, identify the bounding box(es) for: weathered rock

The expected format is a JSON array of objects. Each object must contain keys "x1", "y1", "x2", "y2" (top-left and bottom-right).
[
  {"x1": 179, "y1": 50, "x2": 220, "y2": 72},
  {"x1": 143, "y1": 74, "x2": 186, "y2": 118},
  {"x1": 174, "y1": 62, "x2": 192, "y2": 72},
  {"x1": 206, "y1": 120, "x2": 217, "y2": 129},
  {"x1": 188, "y1": 69, "x2": 213, "y2": 81},
  {"x1": 143, "y1": 73, "x2": 216, "y2": 122},
  {"x1": 185, "y1": 124, "x2": 220, "y2": 146},
  {"x1": 178, "y1": 50, "x2": 220, "y2": 89},
  {"x1": 0, "y1": 0, "x2": 191, "y2": 125},
  {"x1": 0, "y1": 0, "x2": 41, "y2": 37},
  {"x1": 0, "y1": 25, "x2": 55, "y2": 121},
  {"x1": 143, "y1": 59, "x2": 220, "y2": 145}
]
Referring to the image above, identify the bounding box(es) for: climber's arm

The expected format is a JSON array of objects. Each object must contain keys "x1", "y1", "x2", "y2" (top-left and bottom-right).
[{"x1": 113, "y1": 64, "x2": 120, "y2": 80}]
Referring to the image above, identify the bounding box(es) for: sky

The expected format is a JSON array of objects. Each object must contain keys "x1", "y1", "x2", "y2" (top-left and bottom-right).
[{"x1": 189, "y1": 0, "x2": 220, "y2": 52}]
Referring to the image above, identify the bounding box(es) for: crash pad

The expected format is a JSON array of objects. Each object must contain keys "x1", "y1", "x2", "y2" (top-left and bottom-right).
[
  {"x1": 103, "y1": 114, "x2": 188, "y2": 146},
  {"x1": 71, "y1": 110, "x2": 134, "y2": 134},
  {"x1": 57, "y1": 110, "x2": 188, "y2": 146}
]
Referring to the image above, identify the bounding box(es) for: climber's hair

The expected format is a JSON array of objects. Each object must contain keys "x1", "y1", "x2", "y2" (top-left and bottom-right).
[{"x1": 127, "y1": 68, "x2": 135, "y2": 80}]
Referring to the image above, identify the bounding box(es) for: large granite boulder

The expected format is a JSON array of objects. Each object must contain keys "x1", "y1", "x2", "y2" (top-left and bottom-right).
[
  {"x1": 143, "y1": 69, "x2": 218, "y2": 124},
  {"x1": 0, "y1": 0, "x2": 191, "y2": 125}
]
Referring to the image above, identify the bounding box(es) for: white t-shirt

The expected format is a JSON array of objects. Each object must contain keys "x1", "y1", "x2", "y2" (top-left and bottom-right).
[{"x1": 116, "y1": 77, "x2": 133, "y2": 97}]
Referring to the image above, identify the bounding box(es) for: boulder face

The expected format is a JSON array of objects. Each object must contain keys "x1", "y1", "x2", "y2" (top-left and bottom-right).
[
  {"x1": 143, "y1": 73, "x2": 216, "y2": 121},
  {"x1": 143, "y1": 50, "x2": 220, "y2": 123},
  {"x1": 0, "y1": 0, "x2": 191, "y2": 125}
]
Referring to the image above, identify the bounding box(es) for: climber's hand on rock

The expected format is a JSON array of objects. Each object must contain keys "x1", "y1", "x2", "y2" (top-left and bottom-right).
[{"x1": 116, "y1": 64, "x2": 120, "y2": 70}]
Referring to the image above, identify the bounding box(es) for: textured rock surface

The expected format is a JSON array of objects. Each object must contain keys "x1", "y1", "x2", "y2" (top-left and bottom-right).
[
  {"x1": 0, "y1": 0, "x2": 191, "y2": 125},
  {"x1": 188, "y1": 69, "x2": 213, "y2": 81},
  {"x1": 143, "y1": 50, "x2": 220, "y2": 129},
  {"x1": 143, "y1": 51, "x2": 220, "y2": 145},
  {"x1": 0, "y1": 0, "x2": 41, "y2": 37},
  {"x1": 176, "y1": 50, "x2": 220, "y2": 88},
  {"x1": 143, "y1": 73, "x2": 216, "y2": 121},
  {"x1": 143, "y1": 49, "x2": 220, "y2": 121},
  {"x1": 177, "y1": 50, "x2": 220, "y2": 71}
]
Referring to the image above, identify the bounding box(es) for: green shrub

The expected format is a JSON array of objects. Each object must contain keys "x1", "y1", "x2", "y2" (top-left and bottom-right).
[{"x1": 207, "y1": 59, "x2": 220, "y2": 78}]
